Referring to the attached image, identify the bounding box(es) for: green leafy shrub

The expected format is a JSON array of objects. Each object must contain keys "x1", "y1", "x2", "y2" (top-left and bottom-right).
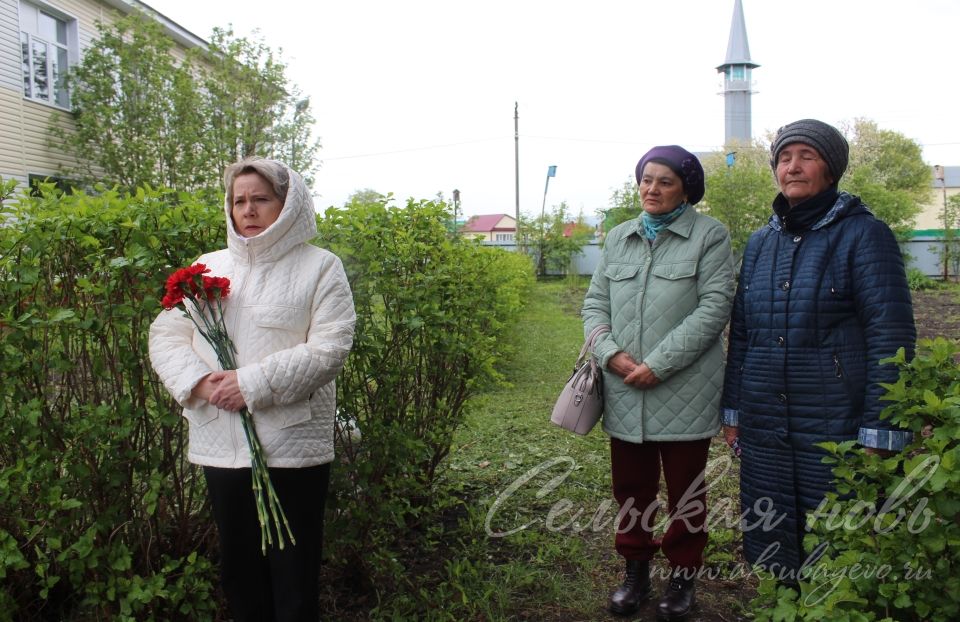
[
  {"x1": 316, "y1": 196, "x2": 533, "y2": 590},
  {"x1": 0, "y1": 184, "x2": 223, "y2": 620},
  {"x1": 906, "y1": 267, "x2": 940, "y2": 291},
  {"x1": 0, "y1": 182, "x2": 532, "y2": 618},
  {"x1": 521, "y1": 202, "x2": 591, "y2": 277},
  {"x1": 751, "y1": 338, "x2": 960, "y2": 622}
]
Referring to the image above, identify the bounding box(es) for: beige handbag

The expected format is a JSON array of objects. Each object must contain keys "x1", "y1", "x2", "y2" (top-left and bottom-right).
[{"x1": 550, "y1": 324, "x2": 610, "y2": 435}]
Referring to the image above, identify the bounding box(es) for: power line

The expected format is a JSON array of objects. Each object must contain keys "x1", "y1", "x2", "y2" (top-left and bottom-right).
[
  {"x1": 319, "y1": 135, "x2": 960, "y2": 162},
  {"x1": 322, "y1": 137, "x2": 507, "y2": 161},
  {"x1": 321, "y1": 133, "x2": 673, "y2": 161},
  {"x1": 522, "y1": 134, "x2": 649, "y2": 146}
]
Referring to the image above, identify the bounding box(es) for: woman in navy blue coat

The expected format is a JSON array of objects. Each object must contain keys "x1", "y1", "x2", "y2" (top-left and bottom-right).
[{"x1": 721, "y1": 119, "x2": 916, "y2": 580}]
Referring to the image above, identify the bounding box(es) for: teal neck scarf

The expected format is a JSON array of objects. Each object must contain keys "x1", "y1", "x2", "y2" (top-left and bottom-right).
[{"x1": 641, "y1": 202, "x2": 689, "y2": 241}]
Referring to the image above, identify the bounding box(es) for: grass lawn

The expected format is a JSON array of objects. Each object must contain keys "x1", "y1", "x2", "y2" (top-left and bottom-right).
[
  {"x1": 363, "y1": 278, "x2": 757, "y2": 621},
  {"x1": 326, "y1": 279, "x2": 960, "y2": 620}
]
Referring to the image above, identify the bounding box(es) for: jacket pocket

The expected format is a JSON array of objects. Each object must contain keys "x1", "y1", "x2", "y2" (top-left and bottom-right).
[
  {"x1": 832, "y1": 351, "x2": 865, "y2": 405},
  {"x1": 257, "y1": 401, "x2": 312, "y2": 431},
  {"x1": 603, "y1": 263, "x2": 641, "y2": 281},
  {"x1": 250, "y1": 305, "x2": 309, "y2": 334},
  {"x1": 650, "y1": 261, "x2": 697, "y2": 280},
  {"x1": 282, "y1": 401, "x2": 312, "y2": 429},
  {"x1": 183, "y1": 405, "x2": 219, "y2": 427}
]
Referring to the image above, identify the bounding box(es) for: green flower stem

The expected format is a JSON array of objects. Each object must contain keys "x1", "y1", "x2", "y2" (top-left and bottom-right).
[
  {"x1": 180, "y1": 293, "x2": 296, "y2": 555},
  {"x1": 238, "y1": 406, "x2": 296, "y2": 553}
]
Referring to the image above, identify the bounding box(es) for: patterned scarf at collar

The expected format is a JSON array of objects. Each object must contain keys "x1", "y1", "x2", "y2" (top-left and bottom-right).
[
  {"x1": 772, "y1": 187, "x2": 838, "y2": 233},
  {"x1": 641, "y1": 202, "x2": 689, "y2": 241}
]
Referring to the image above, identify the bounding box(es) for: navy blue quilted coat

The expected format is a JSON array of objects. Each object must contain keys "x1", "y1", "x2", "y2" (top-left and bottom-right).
[{"x1": 721, "y1": 192, "x2": 915, "y2": 573}]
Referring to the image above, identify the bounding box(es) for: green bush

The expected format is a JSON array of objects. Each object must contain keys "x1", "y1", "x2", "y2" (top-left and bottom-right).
[
  {"x1": 316, "y1": 196, "x2": 533, "y2": 590},
  {"x1": 751, "y1": 338, "x2": 960, "y2": 622},
  {"x1": 0, "y1": 182, "x2": 532, "y2": 618},
  {"x1": 0, "y1": 184, "x2": 223, "y2": 620},
  {"x1": 906, "y1": 267, "x2": 940, "y2": 291}
]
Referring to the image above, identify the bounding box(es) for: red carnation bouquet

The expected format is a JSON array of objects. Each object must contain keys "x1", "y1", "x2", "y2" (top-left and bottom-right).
[{"x1": 162, "y1": 263, "x2": 294, "y2": 553}]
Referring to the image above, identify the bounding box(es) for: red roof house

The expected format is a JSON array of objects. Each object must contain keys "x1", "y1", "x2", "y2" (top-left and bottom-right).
[{"x1": 460, "y1": 214, "x2": 517, "y2": 242}]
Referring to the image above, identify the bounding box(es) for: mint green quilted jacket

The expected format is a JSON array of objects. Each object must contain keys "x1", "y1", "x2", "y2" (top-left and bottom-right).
[{"x1": 582, "y1": 208, "x2": 734, "y2": 443}]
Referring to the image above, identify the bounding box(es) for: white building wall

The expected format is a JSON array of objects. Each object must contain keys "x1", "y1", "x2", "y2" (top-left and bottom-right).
[{"x1": 0, "y1": 0, "x2": 204, "y2": 187}]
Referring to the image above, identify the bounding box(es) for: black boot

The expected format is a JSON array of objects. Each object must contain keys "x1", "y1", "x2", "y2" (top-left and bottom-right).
[
  {"x1": 608, "y1": 559, "x2": 651, "y2": 616},
  {"x1": 656, "y1": 572, "x2": 695, "y2": 621}
]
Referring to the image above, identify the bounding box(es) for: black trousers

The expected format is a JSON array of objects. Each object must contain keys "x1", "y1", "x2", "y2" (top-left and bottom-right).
[{"x1": 204, "y1": 464, "x2": 331, "y2": 622}]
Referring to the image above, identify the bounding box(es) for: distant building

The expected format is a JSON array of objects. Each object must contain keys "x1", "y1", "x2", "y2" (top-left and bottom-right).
[
  {"x1": 1, "y1": 0, "x2": 206, "y2": 189},
  {"x1": 898, "y1": 165, "x2": 960, "y2": 277},
  {"x1": 717, "y1": 0, "x2": 758, "y2": 146},
  {"x1": 460, "y1": 213, "x2": 517, "y2": 242},
  {"x1": 915, "y1": 166, "x2": 960, "y2": 232},
  {"x1": 561, "y1": 221, "x2": 598, "y2": 240}
]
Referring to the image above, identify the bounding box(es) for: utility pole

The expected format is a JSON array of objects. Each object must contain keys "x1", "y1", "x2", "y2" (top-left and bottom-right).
[
  {"x1": 452, "y1": 189, "x2": 461, "y2": 234},
  {"x1": 538, "y1": 165, "x2": 557, "y2": 277},
  {"x1": 514, "y1": 102, "x2": 520, "y2": 252},
  {"x1": 935, "y1": 165, "x2": 951, "y2": 280}
]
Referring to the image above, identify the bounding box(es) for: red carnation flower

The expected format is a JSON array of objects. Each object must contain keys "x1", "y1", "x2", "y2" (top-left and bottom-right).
[
  {"x1": 202, "y1": 275, "x2": 231, "y2": 301},
  {"x1": 161, "y1": 291, "x2": 184, "y2": 310},
  {"x1": 166, "y1": 263, "x2": 210, "y2": 297}
]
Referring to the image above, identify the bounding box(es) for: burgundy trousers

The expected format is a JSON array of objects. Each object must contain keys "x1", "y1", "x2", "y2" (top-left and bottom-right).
[{"x1": 610, "y1": 436, "x2": 711, "y2": 571}]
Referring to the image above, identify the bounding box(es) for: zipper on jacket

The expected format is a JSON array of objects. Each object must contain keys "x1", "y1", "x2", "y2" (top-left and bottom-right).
[
  {"x1": 833, "y1": 352, "x2": 858, "y2": 403},
  {"x1": 228, "y1": 242, "x2": 254, "y2": 465},
  {"x1": 230, "y1": 243, "x2": 253, "y2": 339}
]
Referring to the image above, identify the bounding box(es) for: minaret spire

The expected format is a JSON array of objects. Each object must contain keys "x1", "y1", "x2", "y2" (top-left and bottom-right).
[{"x1": 717, "y1": 0, "x2": 759, "y2": 146}]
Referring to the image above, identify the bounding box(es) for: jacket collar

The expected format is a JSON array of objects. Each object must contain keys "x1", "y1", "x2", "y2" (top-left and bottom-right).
[
  {"x1": 225, "y1": 167, "x2": 317, "y2": 264},
  {"x1": 665, "y1": 204, "x2": 696, "y2": 239},
  {"x1": 629, "y1": 205, "x2": 697, "y2": 240},
  {"x1": 768, "y1": 191, "x2": 870, "y2": 233}
]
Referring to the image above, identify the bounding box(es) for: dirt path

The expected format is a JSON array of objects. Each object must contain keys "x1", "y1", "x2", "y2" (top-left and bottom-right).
[{"x1": 913, "y1": 288, "x2": 960, "y2": 341}]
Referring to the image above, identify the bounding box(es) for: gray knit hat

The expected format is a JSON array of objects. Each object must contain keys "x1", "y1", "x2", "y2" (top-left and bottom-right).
[{"x1": 770, "y1": 119, "x2": 849, "y2": 182}]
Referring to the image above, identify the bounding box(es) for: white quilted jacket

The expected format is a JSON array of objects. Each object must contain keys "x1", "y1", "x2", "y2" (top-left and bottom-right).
[{"x1": 148, "y1": 167, "x2": 356, "y2": 468}]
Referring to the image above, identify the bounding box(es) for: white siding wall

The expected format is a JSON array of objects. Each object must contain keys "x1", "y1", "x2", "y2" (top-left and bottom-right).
[
  {"x1": 0, "y1": 89, "x2": 28, "y2": 186},
  {"x1": 915, "y1": 187, "x2": 960, "y2": 230},
  {"x1": 0, "y1": 0, "x2": 20, "y2": 91},
  {"x1": 0, "y1": 0, "x2": 202, "y2": 186},
  {"x1": 1, "y1": 0, "x2": 115, "y2": 183}
]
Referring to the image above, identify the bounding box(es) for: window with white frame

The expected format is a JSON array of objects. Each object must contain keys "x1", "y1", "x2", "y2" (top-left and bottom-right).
[
  {"x1": 494, "y1": 233, "x2": 515, "y2": 242},
  {"x1": 20, "y1": 2, "x2": 76, "y2": 108}
]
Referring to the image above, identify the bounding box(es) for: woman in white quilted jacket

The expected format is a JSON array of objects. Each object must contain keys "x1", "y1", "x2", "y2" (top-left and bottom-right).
[{"x1": 149, "y1": 157, "x2": 356, "y2": 622}]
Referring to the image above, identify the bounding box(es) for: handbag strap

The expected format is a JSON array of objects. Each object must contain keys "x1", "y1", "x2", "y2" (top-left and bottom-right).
[{"x1": 577, "y1": 324, "x2": 610, "y2": 366}]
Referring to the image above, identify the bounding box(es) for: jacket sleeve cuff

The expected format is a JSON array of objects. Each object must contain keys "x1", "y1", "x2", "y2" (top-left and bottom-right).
[
  {"x1": 858, "y1": 427, "x2": 912, "y2": 451},
  {"x1": 237, "y1": 364, "x2": 275, "y2": 412},
  {"x1": 722, "y1": 408, "x2": 739, "y2": 427},
  {"x1": 177, "y1": 370, "x2": 212, "y2": 410},
  {"x1": 643, "y1": 354, "x2": 673, "y2": 382},
  {"x1": 594, "y1": 339, "x2": 619, "y2": 369}
]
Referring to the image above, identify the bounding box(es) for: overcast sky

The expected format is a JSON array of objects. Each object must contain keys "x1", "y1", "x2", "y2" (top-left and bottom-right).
[{"x1": 145, "y1": 0, "x2": 960, "y2": 219}]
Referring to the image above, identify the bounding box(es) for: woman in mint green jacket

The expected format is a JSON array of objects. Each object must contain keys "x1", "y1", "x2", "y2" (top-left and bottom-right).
[{"x1": 582, "y1": 145, "x2": 734, "y2": 620}]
